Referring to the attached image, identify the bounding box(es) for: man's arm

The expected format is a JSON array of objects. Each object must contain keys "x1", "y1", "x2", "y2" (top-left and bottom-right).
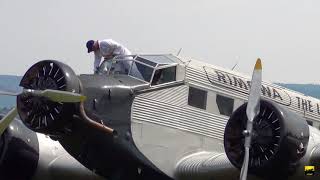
[{"x1": 94, "y1": 52, "x2": 102, "y2": 73}]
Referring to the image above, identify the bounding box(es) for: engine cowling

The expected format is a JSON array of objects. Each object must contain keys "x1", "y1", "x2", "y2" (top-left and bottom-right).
[
  {"x1": 17, "y1": 60, "x2": 80, "y2": 135},
  {"x1": 224, "y1": 99, "x2": 309, "y2": 178},
  {"x1": 0, "y1": 115, "x2": 39, "y2": 180}
]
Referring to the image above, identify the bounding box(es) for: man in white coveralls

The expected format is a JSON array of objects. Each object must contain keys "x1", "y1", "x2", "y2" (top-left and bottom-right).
[{"x1": 86, "y1": 39, "x2": 132, "y2": 74}]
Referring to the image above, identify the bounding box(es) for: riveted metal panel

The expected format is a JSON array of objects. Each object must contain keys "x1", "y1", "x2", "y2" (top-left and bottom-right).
[
  {"x1": 135, "y1": 85, "x2": 188, "y2": 107},
  {"x1": 132, "y1": 85, "x2": 228, "y2": 139}
]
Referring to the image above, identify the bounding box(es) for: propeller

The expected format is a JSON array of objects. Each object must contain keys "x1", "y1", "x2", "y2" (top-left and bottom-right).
[
  {"x1": 0, "y1": 88, "x2": 86, "y2": 135},
  {"x1": 0, "y1": 90, "x2": 19, "y2": 96},
  {"x1": 0, "y1": 89, "x2": 86, "y2": 103},
  {"x1": 239, "y1": 58, "x2": 262, "y2": 180}
]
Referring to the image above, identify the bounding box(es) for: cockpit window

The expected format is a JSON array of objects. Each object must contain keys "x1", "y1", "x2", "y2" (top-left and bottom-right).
[
  {"x1": 129, "y1": 61, "x2": 154, "y2": 82},
  {"x1": 151, "y1": 66, "x2": 176, "y2": 85},
  {"x1": 98, "y1": 54, "x2": 179, "y2": 84},
  {"x1": 139, "y1": 55, "x2": 176, "y2": 65},
  {"x1": 135, "y1": 57, "x2": 157, "y2": 67},
  {"x1": 98, "y1": 59, "x2": 132, "y2": 75},
  {"x1": 98, "y1": 60, "x2": 111, "y2": 75}
]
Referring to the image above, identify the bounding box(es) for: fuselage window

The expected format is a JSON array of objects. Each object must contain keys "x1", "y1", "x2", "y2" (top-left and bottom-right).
[
  {"x1": 216, "y1": 94, "x2": 234, "y2": 116},
  {"x1": 151, "y1": 66, "x2": 176, "y2": 85},
  {"x1": 188, "y1": 87, "x2": 207, "y2": 110},
  {"x1": 306, "y1": 119, "x2": 313, "y2": 126}
]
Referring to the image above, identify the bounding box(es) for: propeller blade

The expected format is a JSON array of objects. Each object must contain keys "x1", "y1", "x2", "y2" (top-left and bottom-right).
[
  {"x1": 24, "y1": 89, "x2": 86, "y2": 103},
  {"x1": 0, "y1": 90, "x2": 20, "y2": 96},
  {"x1": 0, "y1": 107, "x2": 18, "y2": 135},
  {"x1": 240, "y1": 147, "x2": 250, "y2": 180},
  {"x1": 240, "y1": 58, "x2": 262, "y2": 180},
  {"x1": 246, "y1": 58, "x2": 262, "y2": 123},
  {"x1": 1, "y1": 88, "x2": 85, "y2": 103}
]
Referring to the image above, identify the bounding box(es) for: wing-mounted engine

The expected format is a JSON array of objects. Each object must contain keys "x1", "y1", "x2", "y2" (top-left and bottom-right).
[
  {"x1": 224, "y1": 99, "x2": 309, "y2": 178},
  {"x1": 0, "y1": 115, "x2": 39, "y2": 180},
  {"x1": 17, "y1": 60, "x2": 80, "y2": 135}
]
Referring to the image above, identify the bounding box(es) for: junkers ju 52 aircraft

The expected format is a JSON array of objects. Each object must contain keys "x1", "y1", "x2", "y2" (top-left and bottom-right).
[{"x1": 1, "y1": 54, "x2": 320, "y2": 180}]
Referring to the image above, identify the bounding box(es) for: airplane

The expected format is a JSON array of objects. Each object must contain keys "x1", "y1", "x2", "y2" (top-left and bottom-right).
[{"x1": 0, "y1": 54, "x2": 320, "y2": 180}]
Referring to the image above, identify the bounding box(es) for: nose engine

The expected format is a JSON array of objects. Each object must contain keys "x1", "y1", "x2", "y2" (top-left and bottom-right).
[
  {"x1": 17, "y1": 60, "x2": 80, "y2": 135},
  {"x1": 224, "y1": 100, "x2": 309, "y2": 177}
]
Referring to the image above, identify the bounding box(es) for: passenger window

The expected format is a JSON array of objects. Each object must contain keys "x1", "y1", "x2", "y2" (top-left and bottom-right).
[
  {"x1": 151, "y1": 66, "x2": 176, "y2": 85},
  {"x1": 188, "y1": 87, "x2": 207, "y2": 110},
  {"x1": 306, "y1": 119, "x2": 313, "y2": 126},
  {"x1": 216, "y1": 94, "x2": 234, "y2": 116}
]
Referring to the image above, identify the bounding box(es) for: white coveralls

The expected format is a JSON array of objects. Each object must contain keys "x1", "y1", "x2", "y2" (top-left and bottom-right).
[{"x1": 93, "y1": 39, "x2": 132, "y2": 74}]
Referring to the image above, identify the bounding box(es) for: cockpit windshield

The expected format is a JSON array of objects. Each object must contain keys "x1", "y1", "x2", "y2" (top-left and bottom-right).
[{"x1": 98, "y1": 54, "x2": 179, "y2": 85}]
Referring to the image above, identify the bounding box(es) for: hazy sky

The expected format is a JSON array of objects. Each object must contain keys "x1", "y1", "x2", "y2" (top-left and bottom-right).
[{"x1": 0, "y1": 0, "x2": 320, "y2": 83}]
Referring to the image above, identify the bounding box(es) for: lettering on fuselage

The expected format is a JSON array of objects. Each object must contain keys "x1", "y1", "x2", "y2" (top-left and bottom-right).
[
  {"x1": 203, "y1": 67, "x2": 291, "y2": 106},
  {"x1": 200, "y1": 66, "x2": 320, "y2": 119},
  {"x1": 295, "y1": 96, "x2": 320, "y2": 114}
]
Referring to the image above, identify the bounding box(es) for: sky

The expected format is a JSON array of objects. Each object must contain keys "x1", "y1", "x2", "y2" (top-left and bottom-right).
[{"x1": 0, "y1": 0, "x2": 320, "y2": 83}]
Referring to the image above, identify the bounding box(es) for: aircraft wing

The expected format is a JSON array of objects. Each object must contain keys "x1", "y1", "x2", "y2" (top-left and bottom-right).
[
  {"x1": 175, "y1": 152, "x2": 241, "y2": 180},
  {"x1": 174, "y1": 125, "x2": 320, "y2": 180},
  {"x1": 310, "y1": 147, "x2": 320, "y2": 166},
  {"x1": 308, "y1": 127, "x2": 320, "y2": 168},
  {"x1": 33, "y1": 152, "x2": 104, "y2": 180}
]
